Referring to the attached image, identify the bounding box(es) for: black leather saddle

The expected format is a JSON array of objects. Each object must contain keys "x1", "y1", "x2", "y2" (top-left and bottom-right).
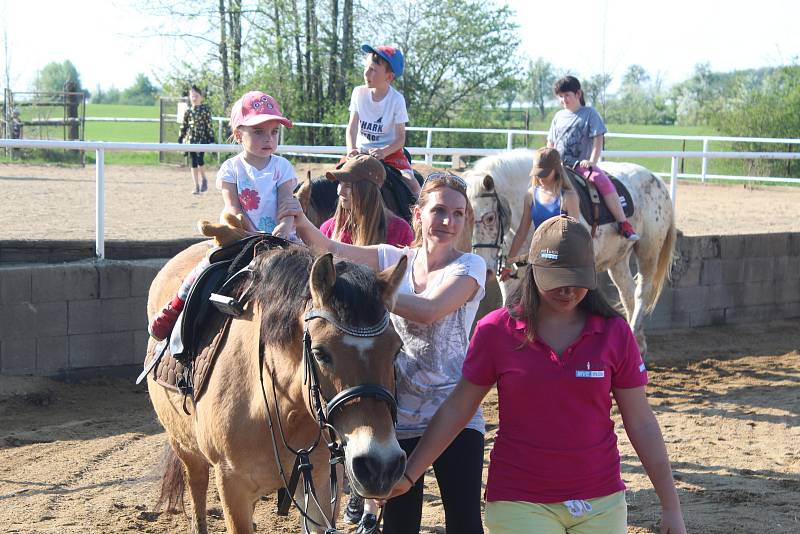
[
  {"x1": 170, "y1": 233, "x2": 294, "y2": 363},
  {"x1": 565, "y1": 167, "x2": 634, "y2": 227}
]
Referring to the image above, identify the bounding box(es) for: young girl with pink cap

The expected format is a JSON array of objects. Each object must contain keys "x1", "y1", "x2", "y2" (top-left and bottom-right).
[{"x1": 148, "y1": 91, "x2": 297, "y2": 342}]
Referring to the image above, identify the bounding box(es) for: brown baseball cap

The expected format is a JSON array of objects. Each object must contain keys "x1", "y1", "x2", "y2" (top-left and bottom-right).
[
  {"x1": 530, "y1": 147, "x2": 563, "y2": 178},
  {"x1": 326, "y1": 154, "x2": 386, "y2": 187},
  {"x1": 529, "y1": 215, "x2": 596, "y2": 291}
]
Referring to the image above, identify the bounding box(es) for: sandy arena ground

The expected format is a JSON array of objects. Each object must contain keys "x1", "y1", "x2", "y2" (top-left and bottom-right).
[
  {"x1": 1, "y1": 162, "x2": 799, "y2": 240},
  {"x1": 1, "y1": 322, "x2": 798, "y2": 533},
  {"x1": 1, "y1": 162, "x2": 799, "y2": 533}
]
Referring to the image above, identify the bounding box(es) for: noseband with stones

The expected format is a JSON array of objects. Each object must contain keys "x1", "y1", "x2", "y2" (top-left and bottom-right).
[{"x1": 260, "y1": 307, "x2": 397, "y2": 534}]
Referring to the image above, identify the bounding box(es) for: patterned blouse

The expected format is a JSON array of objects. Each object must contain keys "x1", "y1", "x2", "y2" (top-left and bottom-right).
[{"x1": 179, "y1": 104, "x2": 215, "y2": 144}]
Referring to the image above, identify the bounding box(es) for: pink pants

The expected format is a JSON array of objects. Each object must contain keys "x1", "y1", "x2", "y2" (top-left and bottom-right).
[{"x1": 576, "y1": 166, "x2": 615, "y2": 196}]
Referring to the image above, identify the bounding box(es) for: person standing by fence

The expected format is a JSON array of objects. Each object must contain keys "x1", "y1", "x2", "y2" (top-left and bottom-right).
[{"x1": 179, "y1": 84, "x2": 216, "y2": 194}]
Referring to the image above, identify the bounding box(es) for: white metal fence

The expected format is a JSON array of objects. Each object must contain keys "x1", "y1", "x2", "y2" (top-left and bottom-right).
[
  {"x1": 1, "y1": 137, "x2": 800, "y2": 259},
  {"x1": 82, "y1": 116, "x2": 800, "y2": 183}
]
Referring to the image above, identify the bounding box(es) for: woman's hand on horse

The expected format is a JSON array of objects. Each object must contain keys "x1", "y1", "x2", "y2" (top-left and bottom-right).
[
  {"x1": 383, "y1": 477, "x2": 413, "y2": 502},
  {"x1": 347, "y1": 148, "x2": 360, "y2": 158},
  {"x1": 578, "y1": 159, "x2": 593, "y2": 168}
]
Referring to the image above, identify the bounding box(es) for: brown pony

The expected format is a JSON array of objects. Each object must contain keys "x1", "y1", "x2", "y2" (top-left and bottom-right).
[{"x1": 146, "y1": 242, "x2": 408, "y2": 533}]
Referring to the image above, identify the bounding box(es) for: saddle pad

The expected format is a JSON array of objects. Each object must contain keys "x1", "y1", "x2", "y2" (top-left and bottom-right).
[
  {"x1": 173, "y1": 260, "x2": 231, "y2": 361},
  {"x1": 565, "y1": 167, "x2": 635, "y2": 227},
  {"x1": 208, "y1": 232, "x2": 292, "y2": 265},
  {"x1": 146, "y1": 313, "x2": 233, "y2": 402}
]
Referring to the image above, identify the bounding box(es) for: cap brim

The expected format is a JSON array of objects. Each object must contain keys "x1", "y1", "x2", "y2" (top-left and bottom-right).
[
  {"x1": 325, "y1": 170, "x2": 347, "y2": 182},
  {"x1": 532, "y1": 265, "x2": 596, "y2": 291},
  {"x1": 239, "y1": 115, "x2": 293, "y2": 128},
  {"x1": 361, "y1": 44, "x2": 377, "y2": 55}
]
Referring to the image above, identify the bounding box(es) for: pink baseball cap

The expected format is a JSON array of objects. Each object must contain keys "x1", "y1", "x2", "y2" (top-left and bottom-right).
[{"x1": 230, "y1": 91, "x2": 293, "y2": 130}]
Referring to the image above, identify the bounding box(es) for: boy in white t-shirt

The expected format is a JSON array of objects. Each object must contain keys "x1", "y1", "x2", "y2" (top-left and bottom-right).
[{"x1": 346, "y1": 44, "x2": 420, "y2": 195}]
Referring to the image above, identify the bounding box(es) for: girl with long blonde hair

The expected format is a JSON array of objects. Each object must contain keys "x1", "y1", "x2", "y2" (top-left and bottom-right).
[{"x1": 321, "y1": 155, "x2": 413, "y2": 247}]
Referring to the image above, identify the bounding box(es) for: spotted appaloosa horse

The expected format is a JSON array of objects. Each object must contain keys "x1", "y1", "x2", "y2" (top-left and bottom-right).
[
  {"x1": 465, "y1": 149, "x2": 676, "y2": 356},
  {"x1": 146, "y1": 244, "x2": 408, "y2": 533}
]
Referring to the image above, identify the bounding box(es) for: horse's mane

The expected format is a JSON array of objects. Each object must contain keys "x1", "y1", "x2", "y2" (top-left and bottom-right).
[
  {"x1": 308, "y1": 175, "x2": 339, "y2": 224},
  {"x1": 244, "y1": 247, "x2": 387, "y2": 347},
  {"x1": 464, "y1": 149, "x2": 535, "y2": 196}
]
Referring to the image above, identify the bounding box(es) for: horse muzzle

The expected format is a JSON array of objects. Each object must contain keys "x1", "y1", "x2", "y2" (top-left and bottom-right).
[{"x1": 344, "y1": 432, "x2": 406, "y2": 498}]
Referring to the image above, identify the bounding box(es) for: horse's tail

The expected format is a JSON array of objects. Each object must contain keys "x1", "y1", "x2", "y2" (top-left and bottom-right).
[
  {"x1": 645, "y1": 197, "x2": 677, "y2": 313},
  {"x1": 155, "y1": 441, "x2": 186, "y2": 513}
]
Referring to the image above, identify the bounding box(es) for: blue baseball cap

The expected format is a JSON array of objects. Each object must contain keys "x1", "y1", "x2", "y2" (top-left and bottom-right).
[{"x1": 361, "y1": 44, "x2": 404, "y2": 77}]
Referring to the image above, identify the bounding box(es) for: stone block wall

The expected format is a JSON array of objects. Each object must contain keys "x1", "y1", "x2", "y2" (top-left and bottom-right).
[
  {"x1": 1, "y1": 232, "x2": 798, "y2": 377},
  {"x1": 644, "y1": 232, "x2": 800, "y2": 330},
  {"x1": 0, "y1": 259, "x2": 166, "y2": 376}
]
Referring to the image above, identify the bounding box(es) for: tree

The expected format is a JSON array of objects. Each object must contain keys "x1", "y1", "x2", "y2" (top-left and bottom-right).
[
  {"x1": 608, "y1": 64, "x2": 675, "y2": 125},
  {"x1": 525, "y1": 58, "x2": 556, "y2": 120},
  {"x1": 3, "y1": 24, "x2": 12, "y2": 94},
  {"x1": 671, "y1": 63, "x2": 725, "y2": 125},
  {"x1": 242, "y1": 0, "x2": 359, "y2": 145},
  {"x1": 364, "y1": 0, "x2": 520, "y2": 126},
  {"x1": 496, "y1": 74, "x2": 524, "y2": 113},
  {"x1": 121, "y1": 74, "x2": 160, "y2": 105},
  {"x1": 712, "y1": 65, "x2": 800, "y2": 177},
  {"x1": 583, "y1": 73, "x2": 612, "y2": 117},
  {"x1": 152, "y1": 0, "x2": 521, "y2": 145},
  {"x1": 622, "y1": 64, "x2": 649, "y2": 88},
  {"x1": 34, "y1": 60, "x2": 82, "y2": 94},
  {"x1": 136, "y1": 0, "x2": 243, "y2": 110}
]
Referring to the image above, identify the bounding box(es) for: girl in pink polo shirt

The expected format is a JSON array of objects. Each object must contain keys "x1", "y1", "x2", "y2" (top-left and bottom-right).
[{"x1": 389, "y1": 215, "x2": 686, "y2": 534}]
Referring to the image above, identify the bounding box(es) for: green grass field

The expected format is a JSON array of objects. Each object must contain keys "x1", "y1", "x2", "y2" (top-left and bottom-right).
[{"x1": 82, "y1": 104, "x2": 162, "y2": 164}]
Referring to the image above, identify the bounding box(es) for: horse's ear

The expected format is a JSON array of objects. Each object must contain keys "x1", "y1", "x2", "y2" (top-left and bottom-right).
[
  {"x1": 309, "y1": 253, "x2": 337, "y2": 307},
  {"x1": 482, "y1": 174, "x2": 495, "y2": 191},
  {"x1": 377, "y1": 255, "x2": 408, "y2": 307},
  {"x1": 295, "y1": 172, "x2": 311, "y2": 211}
]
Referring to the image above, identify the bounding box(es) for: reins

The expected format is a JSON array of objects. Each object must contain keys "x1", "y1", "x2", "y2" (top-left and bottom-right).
[{"x1": 258, "y1": 306, "x2": 397, "y2": 534}]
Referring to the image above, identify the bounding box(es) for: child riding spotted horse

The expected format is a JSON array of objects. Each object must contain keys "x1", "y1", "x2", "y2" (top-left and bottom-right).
[{"x1": 548, "y1": 76, "x2": 639, "y2": 241}]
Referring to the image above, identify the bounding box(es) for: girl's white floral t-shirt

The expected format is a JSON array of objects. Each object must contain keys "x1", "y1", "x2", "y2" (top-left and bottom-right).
[{"x1": 218, "y1": 153, "x2": 295, "y2": 232}]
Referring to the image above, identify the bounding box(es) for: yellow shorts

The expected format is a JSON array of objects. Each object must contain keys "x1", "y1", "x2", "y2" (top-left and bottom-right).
[{"x1": 485, "y1": 491, "x2": 627, "y2": 534}]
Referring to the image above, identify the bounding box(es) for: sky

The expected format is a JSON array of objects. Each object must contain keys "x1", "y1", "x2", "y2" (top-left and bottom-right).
[
  {"x1": 506, "y1": 0, "x2": 799, "y2": 88},
  {"x1": 1, "y1": 0, "x2": 799, "y2": 95}
]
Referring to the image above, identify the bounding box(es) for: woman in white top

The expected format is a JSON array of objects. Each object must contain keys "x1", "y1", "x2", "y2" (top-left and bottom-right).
[{"x1": 281, "y1": 172, "x2": 487, "y2": 534}]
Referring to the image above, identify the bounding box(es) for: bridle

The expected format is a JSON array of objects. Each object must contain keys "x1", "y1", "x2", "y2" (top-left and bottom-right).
[
  {"x1": 471, "y1": 189, "x2": 511, "y2": 275},
  {"x1": 259, "y1": 306, "x2": 397, "y2": 534}
]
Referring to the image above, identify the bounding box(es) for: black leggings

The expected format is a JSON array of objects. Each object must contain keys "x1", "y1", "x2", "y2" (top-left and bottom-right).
[
  {"x1": 383, "y1": 428, "x2": 484, "y2": 534},
  {"x1": 189, "y1": 151, "x2": 205, "y2": 168}
]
